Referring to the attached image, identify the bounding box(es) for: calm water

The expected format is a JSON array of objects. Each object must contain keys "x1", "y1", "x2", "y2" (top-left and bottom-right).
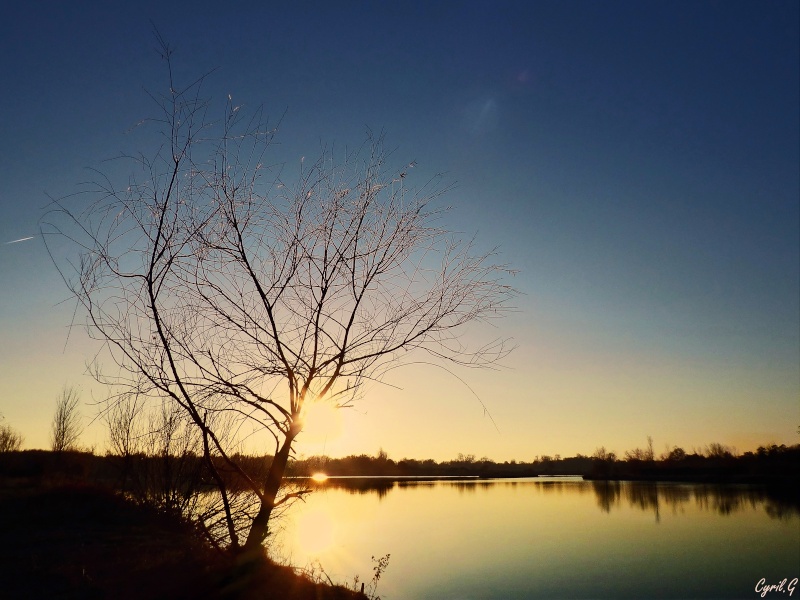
[{"x1": 271, "y1": 477, "x2": 799, "y2": 599}]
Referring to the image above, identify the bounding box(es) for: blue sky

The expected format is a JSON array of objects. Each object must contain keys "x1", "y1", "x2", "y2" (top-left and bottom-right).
[{"x1": 1, "y1": 1, "x2": 797, "y2": 459}]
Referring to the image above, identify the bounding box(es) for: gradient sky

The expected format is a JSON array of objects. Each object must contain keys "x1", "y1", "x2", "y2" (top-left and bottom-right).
[{"x1": 1, "y1": 1, "x2": 798, "y2": 461}]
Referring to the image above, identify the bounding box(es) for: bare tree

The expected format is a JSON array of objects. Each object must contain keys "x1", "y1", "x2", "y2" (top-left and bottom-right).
[
  {"x1": 105, "y1": 392, "x2": 144, "y2": 460},
  {"x1": 43, "y1": 39, "x2": 516, "y2": 554},
  {"x1": 50, "y1": 386, "x2": 83, "y2": 452},
  {"x1": 0, "y1": 415, "x2": 24, "y2": 452},
  {"x1": 624, "y1": 436, "x2": 655, "y2": 462},
  {"x1": 103, "y1": 392, "x2": 257, "y2": 549}
]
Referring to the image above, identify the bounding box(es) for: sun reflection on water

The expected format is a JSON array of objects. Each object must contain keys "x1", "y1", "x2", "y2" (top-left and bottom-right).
[
  {"x1": 294, "y1": 504, "x2": 335, "y2": 557},
  {"x1": 272, "y1": 478, "x2": 799, "y2": 600}
]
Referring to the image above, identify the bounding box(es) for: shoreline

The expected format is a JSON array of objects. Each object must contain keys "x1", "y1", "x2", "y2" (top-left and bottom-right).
[{"x1": 0, "y1": 482, "x2": 366, "y2": 600}]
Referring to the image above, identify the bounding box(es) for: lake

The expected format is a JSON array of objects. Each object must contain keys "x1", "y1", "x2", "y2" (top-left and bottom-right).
[{"x1": 271, "y1": 477, "x2": 799, "y2": 599}]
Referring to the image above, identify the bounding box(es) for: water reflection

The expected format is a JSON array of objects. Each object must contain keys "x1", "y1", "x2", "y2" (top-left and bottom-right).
[
  {"x1": 279, "y1": 476, "x2": 798, "y2": 599},
  {"x1": 308, "y1": 476, "x2": 396, "y2": 499},
  {"x1": 301, "y1": 476, "x2": 488, "y2": 499},
  {"x1": 299, "y1": 476, "x2": 799, "y2": 521},
  {"x1": 451, "y1": 480, "x2": 498, "y2": 494},
  {"x1": 535, "y1": 478, "x2": 593, "y2": 495},
  {"x1": 590, "y1": 480, "x2": 799, "y2": 521}
]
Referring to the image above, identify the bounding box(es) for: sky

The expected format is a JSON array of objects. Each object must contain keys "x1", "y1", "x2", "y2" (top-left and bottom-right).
[{"x1": 0, "y1": 1, "x2": 798, "y2": 461}]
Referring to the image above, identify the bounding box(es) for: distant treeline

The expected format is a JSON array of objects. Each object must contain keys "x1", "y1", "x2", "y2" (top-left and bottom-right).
[
  {"x1": 290, "y1": 443, "x2": 800, "y2": 489},
  {"x1": 585, "y1": 442, "x2": 800, "y2": 488},
  {"x1": 1, "y1": 443, "x2": 798, "y2": 492},
  {"x1": 289, "y1": 451, "x2": 545, "y2": 478}
]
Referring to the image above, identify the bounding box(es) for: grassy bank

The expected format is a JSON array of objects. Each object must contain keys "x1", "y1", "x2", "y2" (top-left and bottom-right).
[{"x1": 0, "y1": 482, "x2": 365, "y2": 600}]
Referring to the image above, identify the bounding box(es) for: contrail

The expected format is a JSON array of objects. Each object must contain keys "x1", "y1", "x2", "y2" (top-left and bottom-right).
[{"x1": 5, "y1": 236, "x2": 35, "y2": 244}]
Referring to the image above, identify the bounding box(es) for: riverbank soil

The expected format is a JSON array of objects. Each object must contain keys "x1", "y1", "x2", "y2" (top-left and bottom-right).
[{"x1": 0, "y1": 482, "x2": 363, "y2": 599}]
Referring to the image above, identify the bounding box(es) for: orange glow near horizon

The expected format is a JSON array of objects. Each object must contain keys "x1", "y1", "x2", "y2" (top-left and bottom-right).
[{"x1": 311, "y1": 472, "x2": 329, "y2": 482}]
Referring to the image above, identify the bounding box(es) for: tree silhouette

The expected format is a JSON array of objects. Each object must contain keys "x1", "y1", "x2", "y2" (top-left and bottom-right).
[
  {"x1": 0, "y1": 414, "x2": 23, "y2": 453},
  {"x1": 43, "y1": 38, "x2": 515, "y2": 553},
  {"x1": 50, "y1": 386, "x2": 83, "y2": 453}
]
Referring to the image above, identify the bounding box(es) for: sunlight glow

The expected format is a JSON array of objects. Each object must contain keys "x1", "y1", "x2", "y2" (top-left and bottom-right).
[
  {"x1": 294, "y1": 505, "x2": 335, "y2": 556},
  {"x1": 298, "y1": 401, "x2": 344, "y2": 450},
  {"x1": 311, "y1": 472, "x2": 329, "y2": 482}
]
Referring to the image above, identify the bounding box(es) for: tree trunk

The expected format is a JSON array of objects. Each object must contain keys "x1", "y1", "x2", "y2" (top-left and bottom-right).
[{"x1": 243, "y1": 432, "x2": 296, "y2": 552}]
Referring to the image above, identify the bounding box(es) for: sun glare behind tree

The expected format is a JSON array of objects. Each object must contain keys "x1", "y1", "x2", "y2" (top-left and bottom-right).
[
  {"x1": 42, "y1": 34, "x2": 516, "y2": 555},
  {"x1": 299, "y1": 401, "x2": 344, "y2": 453}
]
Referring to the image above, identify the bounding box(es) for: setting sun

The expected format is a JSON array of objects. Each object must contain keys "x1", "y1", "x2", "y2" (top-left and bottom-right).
[{"x1": 311, "y1": 472, "x2": 329, "y2": 482}]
